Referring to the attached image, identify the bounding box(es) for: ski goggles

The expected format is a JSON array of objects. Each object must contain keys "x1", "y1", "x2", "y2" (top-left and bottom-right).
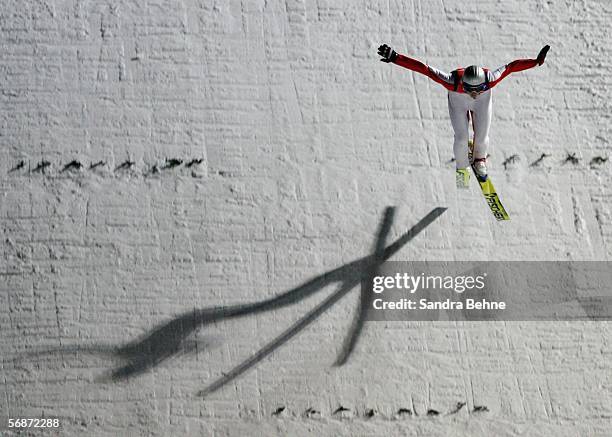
[{"x1": 463, "y1": 82, "x2": 488, "y2": 93}]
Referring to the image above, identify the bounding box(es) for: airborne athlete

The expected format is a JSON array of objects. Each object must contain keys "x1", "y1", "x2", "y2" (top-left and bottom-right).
[{"x1": 377, "y1": 44, "x2": 550, "y2": 188}]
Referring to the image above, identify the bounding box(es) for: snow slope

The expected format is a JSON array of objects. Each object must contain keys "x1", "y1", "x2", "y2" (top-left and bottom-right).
[{"x1": 1, "y1": 0, "x2": 611, "y2": 435}]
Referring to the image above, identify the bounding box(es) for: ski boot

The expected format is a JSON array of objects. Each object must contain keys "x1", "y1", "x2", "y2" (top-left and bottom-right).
[
  {"x1": 456, "y1": 168, "x2": 470, "y2": 189},
  {"x1": 472, "y1": 157, "x2": 488, "y2": 182}
]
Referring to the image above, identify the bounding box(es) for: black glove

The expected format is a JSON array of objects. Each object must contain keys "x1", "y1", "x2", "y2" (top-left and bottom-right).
[
  {"x1": 378, "y1": 44, "x2": 398, "y2": 63},
  {"x1": 537, "y1": 45, "x2": 550, "y2": 65}
]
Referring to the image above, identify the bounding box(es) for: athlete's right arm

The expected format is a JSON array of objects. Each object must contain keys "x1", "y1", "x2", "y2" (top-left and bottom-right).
[
  {"x1": 394, "y1": 55, "x2": 455, "y2": 90},
  {"x1": 377, "y1": 45, "x2": 454, "y2": 91}
]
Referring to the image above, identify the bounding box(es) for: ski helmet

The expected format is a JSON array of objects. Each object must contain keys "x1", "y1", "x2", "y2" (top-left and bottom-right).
[{"x1": 462, "y1": 65, "x2": 487, "y2": 92}]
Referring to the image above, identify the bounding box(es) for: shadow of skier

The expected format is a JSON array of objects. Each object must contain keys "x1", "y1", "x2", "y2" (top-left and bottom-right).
[{"x1": 13, "y1": 206, "x2": 447, "y2": 396}]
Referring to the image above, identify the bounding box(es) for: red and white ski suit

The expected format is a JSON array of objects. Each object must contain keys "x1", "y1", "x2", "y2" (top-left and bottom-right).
[{"x1": 392, "y1": 55, "x2": 540, "y2": 169}]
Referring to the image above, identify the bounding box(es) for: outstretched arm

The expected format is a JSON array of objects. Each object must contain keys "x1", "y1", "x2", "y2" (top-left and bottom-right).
[
  {"x1": 378, "y1": 44, "x2": 455, "y2": 91},
  {"x1": 488, "y1": 45, "x2": 550, "y2": 88}
]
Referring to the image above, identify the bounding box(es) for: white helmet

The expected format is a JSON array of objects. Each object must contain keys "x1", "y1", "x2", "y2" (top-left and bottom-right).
[{"x1": 462, "y1": 65, "x2": 487, "y2": 92}]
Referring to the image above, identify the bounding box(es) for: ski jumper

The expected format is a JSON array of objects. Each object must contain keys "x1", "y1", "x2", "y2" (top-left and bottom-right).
[{"x1": 392, "y1": 55, "x2": 539, "y2": 169}]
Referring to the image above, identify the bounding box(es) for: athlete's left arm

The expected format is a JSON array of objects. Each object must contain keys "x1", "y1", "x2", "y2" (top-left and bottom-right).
[{"x1": 487, "y1": 45, "x2": 550, "y2": 88}]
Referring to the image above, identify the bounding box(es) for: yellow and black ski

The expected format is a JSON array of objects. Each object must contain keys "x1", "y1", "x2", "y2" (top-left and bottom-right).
[
  {"x1": 473, "y1": 175, "x2": 510, "y2": 221},
  {"x1": 468, "y1": 140, "x2": 510, "y2": 221}
]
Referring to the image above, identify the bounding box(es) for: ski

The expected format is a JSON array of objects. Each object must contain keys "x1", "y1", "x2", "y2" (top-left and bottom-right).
[{"x1": 468, "y1": 140, "x2": 510, "y2": 221}]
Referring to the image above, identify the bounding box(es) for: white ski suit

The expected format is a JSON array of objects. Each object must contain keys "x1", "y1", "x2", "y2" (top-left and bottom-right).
[{"x1": 390, "y1": 54, "x2": 541, "y2": 169}]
